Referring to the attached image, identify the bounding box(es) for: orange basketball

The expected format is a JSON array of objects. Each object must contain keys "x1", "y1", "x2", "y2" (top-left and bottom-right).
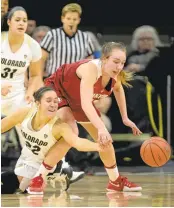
[{"x1": 140, "y1": 137, "x2": 171, "y2": 167}]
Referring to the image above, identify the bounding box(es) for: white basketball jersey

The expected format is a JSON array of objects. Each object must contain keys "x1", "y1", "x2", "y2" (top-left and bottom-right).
[
  {"x1": 19, "y1": 107, "x2": 58, "y2": 168},
  {"x1": 1, "y1": 32, "x2": 41, "y2": 99}
]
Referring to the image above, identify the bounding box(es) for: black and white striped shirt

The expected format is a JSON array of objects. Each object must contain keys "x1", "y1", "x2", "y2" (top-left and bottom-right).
[{"x1": 41, "y1": 27, "x2": 95, "y2": 75}]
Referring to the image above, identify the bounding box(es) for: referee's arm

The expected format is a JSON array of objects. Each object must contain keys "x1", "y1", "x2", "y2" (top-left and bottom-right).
[
  {"x1": 86, "y1": 33, "x2": 95, "y2": 59},
  {"x1": 40, "y1": 31, "x2": 53, "y2": 77}
]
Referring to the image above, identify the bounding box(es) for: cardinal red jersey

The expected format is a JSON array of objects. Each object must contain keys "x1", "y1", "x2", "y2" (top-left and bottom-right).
[{"x1": 44, "y1": 59, "x2": 116, "y2": 121}]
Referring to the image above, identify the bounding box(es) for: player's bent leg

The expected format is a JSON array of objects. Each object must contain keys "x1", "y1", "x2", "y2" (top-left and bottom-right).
[
  {"x1": 57, "y1": 107, "x2": 85, "y2": 185},
  {"x1": 79, "y1": 122, "x2": 116, "y2": 166},
  {"x1": 28, "y1": 138, "x2": 71, "y2": 194},
  {"x1": 79, "y1": 122, "x2": 142, "y2": 192}
]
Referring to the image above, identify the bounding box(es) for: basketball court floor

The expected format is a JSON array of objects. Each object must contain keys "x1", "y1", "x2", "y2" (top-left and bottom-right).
[{"x1": 1, "y1": 172, "x2": 174, "y2": 207}]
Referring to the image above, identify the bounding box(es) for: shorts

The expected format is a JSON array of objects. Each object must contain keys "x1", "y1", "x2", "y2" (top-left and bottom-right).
[
  {"x1": 1, "y1": 91, "x2": 27, "y2": 116},
  {"x1": 58, "y1": 101, "x2": 101, "y2": 122},
  {"x1": 14, "y1": 157, "x2": 56, "y2": 179},
  {"x1": 14, "y1": 158, "x2": 39, "y2": 179}
]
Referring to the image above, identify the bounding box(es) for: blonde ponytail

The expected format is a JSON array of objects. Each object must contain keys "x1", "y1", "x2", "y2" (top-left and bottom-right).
[{"x1": 118, "y1": 70, "x2": 134, "y2": 87}]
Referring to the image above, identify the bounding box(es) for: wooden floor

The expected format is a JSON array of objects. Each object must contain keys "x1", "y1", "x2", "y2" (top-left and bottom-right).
[{"x1": 1, "y1": 173, "x2": 174, "y2": 207}]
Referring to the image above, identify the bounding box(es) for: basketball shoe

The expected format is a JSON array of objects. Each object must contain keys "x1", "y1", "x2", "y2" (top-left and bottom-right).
[
  {"x1": 27, "y1": 174, "x2": 45, "y2": 195},
  {"x1": 60, "y1": 160, "x2": 85, "y2": 185},
  {"x1": 47, "y1": 172, "x2": 70, "y2": 191},
  {"x1": 61, "y1": 165, "x2": 85, "y2": 185},
  {"x1": 106, "y1": 175, "x2": 142, "y2": 192},
  {"x1": 47, "y1": 165, "x2": 85, "y2": 191}
]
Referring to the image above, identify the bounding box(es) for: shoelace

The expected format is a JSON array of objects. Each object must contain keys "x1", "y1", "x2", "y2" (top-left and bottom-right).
[{"x1": 120, "y1": 176, "x2": 135, "y2": 188}]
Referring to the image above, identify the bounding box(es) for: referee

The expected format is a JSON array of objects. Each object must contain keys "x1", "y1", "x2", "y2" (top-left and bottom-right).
[
  {"x1": 41, "y1": 3, "x2": 95, "y2": 77},
  {"x1": 40, "y1": 3, "x2": 95, "y2": 187}
]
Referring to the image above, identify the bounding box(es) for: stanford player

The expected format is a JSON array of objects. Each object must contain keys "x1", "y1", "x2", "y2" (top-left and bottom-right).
[{"x1": 30, "y1": 42, "x2": 143, "y2": 193}]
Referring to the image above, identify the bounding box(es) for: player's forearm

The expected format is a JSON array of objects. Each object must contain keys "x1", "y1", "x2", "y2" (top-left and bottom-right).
[
  {"x1": 113, "y1": 85, "x2": 128, "y2": 120},
  {"x1": 41, "y1": 49, "x2": 49, "y2": 77},
  {"x1": 1, "y1": 108, "x2": 30, "y2": 133},
  {"x1": 74, "y1": 138, "x2": 99, "y2": 152},
  {"x1": 1, "y1": 120, "x2": 14, "y2": 133},
  {"x1": 81, "y1": 101, "x2": 106, "y2": 130},
  {"x1": 26, "y1": 76, "x2": 44, "y2": 94}
]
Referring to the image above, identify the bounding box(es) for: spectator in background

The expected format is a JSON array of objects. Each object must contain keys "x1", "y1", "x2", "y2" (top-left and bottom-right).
[
  {"x1": 26, "y1": 19, "x2": 36, "y2": 36},
  {"x1": 1, "y1": 0, "x2": 9, "y2": 19},
  {"x1": 25, "y1": 26, "x2": 51, "y2": 89},
  {"x1": 140, "y1": 31, "x2": 174, "y2": 146},
  {"x1": 32, "y1": 26, "x2": 51, "y2": 81},
  {"x1": 41, "y1": 3, "x2": 95, "y2": 77},
  {"x1": 125, "y1": 25, "x2": 163, "y2": 73},
  {"x1": 32, "y1": 26, "x2": 51, "y2": 43},
  {"x1": 1, "y1": 0, "x2": 9, "y2": 30},
  {"x1": 124, "y1": 25, "x2": 163, "y2": 133}
]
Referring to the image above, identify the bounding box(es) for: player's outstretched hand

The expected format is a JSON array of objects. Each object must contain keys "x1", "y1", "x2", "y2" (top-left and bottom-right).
[
  {"x1": 1, "y1": 85, "x2": 12, "y2": 96},
  {"x1": 123, "y1": 118, "x2": 142, "y2": 136},
  {"x1": 98, "y1": 128, "x2": 113, "y2": 148}
]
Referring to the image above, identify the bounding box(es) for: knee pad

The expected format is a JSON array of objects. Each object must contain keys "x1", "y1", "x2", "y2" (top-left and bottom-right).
[{"x1": 1, "y1": 171, "x2": 19, "y2": 194}]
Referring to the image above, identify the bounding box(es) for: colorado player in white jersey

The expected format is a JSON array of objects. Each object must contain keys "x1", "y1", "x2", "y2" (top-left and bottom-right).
[
  {"x1": 1, "y1": 6, "x2": 43, "y2": 116},
  {"x1": 1, "y1": 87, "x2": 103, "y2": 194}
]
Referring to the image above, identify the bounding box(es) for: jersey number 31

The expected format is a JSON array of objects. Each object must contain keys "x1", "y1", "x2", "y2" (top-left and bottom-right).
[{"x1": 1, "y1": 68, "x2": 17, "y2": 79}]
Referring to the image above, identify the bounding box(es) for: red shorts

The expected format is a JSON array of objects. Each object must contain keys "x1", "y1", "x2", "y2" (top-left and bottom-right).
[
  {"x1": 44, "y1": 69, "x2": 101, "y2": 122},
  {"x1": 58, "y1": 96, "x2": 100, "y2": 122}
]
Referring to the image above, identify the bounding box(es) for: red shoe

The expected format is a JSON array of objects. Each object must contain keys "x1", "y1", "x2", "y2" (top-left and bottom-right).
[
  {"x1": 27, "y1": 174, "x2": 45, "y2": 195},
  {"x1": 106, "y1": 175, "x2": 142, "y2": 192}
]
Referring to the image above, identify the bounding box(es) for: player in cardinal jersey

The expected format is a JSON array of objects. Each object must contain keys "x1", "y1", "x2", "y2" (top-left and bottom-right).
[
  {"x1": 1, "y1": 87, "x2": 103, "y2": 194},
  {"x1": 1, "y1": 6, "x2": 43, "y2": 116},
  {"x1": 41, "y1": 42, "x2": 142, "y2": 193}
]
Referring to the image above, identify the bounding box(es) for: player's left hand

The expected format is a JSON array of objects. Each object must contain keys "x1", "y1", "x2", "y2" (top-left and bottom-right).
[
  {"x1": 25, "y1": 93, "x2": 34, "y2": 104},
  {"x1": 122, "y1": 118, "x2": 142, "y2": 136}
]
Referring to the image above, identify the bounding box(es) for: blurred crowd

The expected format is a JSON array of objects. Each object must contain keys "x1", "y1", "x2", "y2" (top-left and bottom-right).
[{"x1": 1, "y1": 0, "x2": 174, "y2": 173}]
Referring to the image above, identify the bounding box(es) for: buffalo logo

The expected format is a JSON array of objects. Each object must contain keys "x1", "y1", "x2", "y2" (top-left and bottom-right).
[{"x1": 44, "y1": 134, "x2": 48, "y2": 139}]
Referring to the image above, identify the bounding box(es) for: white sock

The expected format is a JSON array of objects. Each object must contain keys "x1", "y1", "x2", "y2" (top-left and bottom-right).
[
  {"x1": 19, "y1": 178, "x2": 31, "y2": 191},
  {"x1": 61, "y1": 157, "x2": 70, "y2": 169},
  {"x1": 105, "y1": 166, "x2": 119, "y2": 181},
  {"x1": 34, "y1": 162, "x2": 53, "y2": 180},
  {"x1": 62, "y1": 157, "x2": 66, "y2": 163}
]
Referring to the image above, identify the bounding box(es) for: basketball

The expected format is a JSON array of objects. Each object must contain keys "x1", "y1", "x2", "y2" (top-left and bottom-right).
[{"x1": 140, "y1": 137, "x2": 171, "y2": 167}]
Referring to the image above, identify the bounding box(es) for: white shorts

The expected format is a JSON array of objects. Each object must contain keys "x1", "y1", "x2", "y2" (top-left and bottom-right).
[
  {"x1": 14, "y1": 158, "x2": 39, "y2": 179},
  {"x1": 1, "y1": 91, "x2": 27, "y2": 116},
  {"x1": 14, "y1": 158, "x2": 56, "y2": 179}
]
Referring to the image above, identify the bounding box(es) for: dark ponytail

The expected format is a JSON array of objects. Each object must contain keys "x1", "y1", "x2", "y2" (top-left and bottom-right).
[
  {"x1": 33, "y1": 87, "x2": 56, "y2": 102},
  {"x1": 1, "y1": 13, "x2": 8, "y2": 31}
]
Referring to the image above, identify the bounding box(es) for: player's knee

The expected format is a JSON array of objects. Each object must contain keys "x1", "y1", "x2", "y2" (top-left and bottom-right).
[{"x1": 1, "y1": 171, "x2": 19, "y2": 194}]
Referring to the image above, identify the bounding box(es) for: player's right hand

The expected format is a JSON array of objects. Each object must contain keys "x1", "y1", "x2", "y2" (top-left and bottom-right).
[
  {"x1": 98, "y1": 128, "x2": 113, "y2": 148},
  {"x1": 1, "y1": 85, "x2": 12, "y2": 96}
]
